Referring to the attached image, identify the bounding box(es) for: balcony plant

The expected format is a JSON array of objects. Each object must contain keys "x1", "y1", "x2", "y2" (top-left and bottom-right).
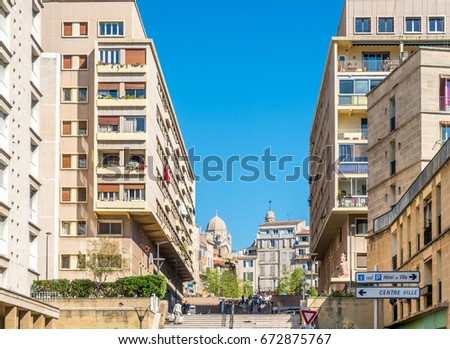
[{"x1": 125, "y1": 161, "x2": 147, "y2": 172}]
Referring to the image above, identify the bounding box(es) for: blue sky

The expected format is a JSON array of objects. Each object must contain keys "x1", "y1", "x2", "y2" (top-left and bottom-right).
[{"x1": 138, "y1": 0, "x2": 344, "y2": 250}]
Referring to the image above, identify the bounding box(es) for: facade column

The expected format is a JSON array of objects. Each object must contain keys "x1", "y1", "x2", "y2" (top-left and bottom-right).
[
  {"x1": 5, "y1": 306, "x2": 18, "y2": 329},
  {"x1": 19, "y1": 310, "x2": 33, "y2": 329},
  {"x1": 45, "y1": 317, "x2": 55, "y2": 329},
  {"x1": 33, "y1": 314, "x2": 46, "y2": 329}
]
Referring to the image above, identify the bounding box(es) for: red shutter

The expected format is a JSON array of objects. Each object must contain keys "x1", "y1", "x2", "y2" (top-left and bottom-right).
[
  {"x1": 63, "y1": 23, "x2": 72, "y2": 36},
  {"x1": 63, "y1": 56, "x2": 72, "y2": 69},
  {"x1": 124, "y1": 82, "x2": 145, "y2": 90},
  {"x1": 125, "y1": 49, "x2": 146, "y2": 64},
  {"x1": 98, "y1": 116, "x2": 120, "y2": 125},
  {"x1": 98, "y1": 82, "x2": 120, "y2": 90},
  {"x1": 62, "y1": 155, "x2": 71, "y2": 168},
  {"x1": 61, "y1": 188, "x2": 71, "y2": 201},
  {"x1": 124, "y1": 184, "x2": 145, "y2": 190},
  {"x1": 79, "y1": 22, "x2": 88, "y2": 36},
  {"x1": 98, "y1": 184, "x2": 119, "y2": 192},
  {"x1": 79, "y1": 55, "x2": 87, "y2": 69},
  {"x1": 62, "y1": 121, "x2": 72, "y2": 135}
]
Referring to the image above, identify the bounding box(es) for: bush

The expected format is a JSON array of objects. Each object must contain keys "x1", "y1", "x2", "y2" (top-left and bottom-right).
[
  {"x1": 70, "y1": 279, "x2": 96, "y2": 298},
  {"x1": 32, "y1": 279, "x2": 70, "y2": 297},
  {"x1": 121, "y1": 275, "x2": 167, "y2": 298},
  {"x1": 99, "y1": 281, "x2": 123, "y2": 298}
]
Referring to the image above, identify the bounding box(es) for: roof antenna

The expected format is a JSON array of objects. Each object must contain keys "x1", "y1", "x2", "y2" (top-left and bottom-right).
[
  {"x1": 268, "y1": 200, "x2": 272, "y2": 210},
  {"x1": 287, "y1": 212, "x2": 292, "y2": 221}
]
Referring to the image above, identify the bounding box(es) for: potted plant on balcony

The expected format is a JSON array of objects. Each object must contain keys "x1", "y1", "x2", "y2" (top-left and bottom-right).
[{"x1": 125, "y1": 161, "x2": 146, "y2": 172}]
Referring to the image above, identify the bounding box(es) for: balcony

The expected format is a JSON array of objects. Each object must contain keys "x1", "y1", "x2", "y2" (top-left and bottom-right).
[
  {"x1": 338, "y1": 162, "x2": 368, "y2": 174},
  {"x1": 96, "y1": 131, "x2": 147, "y2": 141},
  {"x1": 96, "y1": 165, "x2": 147, "y2": 176},
  {"x1": 97, "y1": 95, "x2": 147, "y2": 108},
  {"x1": 338, "y1": 95, "x2": 367, "y2": 106},
  {"x1": 337, "y1": 196, "x2": 368, "y2": 208},
  {"x1": 97, "y1": 63, "x2": 147, "y2": 74},
  {"x1": 337, "y1": 59, "x2": 399, "y2": 73},
  {"x1": 337, "y1": 129, "x2": 367, "y2": 141},
  {"x1": 95, "y1": 199, "x2": 147, "y2": 210}
]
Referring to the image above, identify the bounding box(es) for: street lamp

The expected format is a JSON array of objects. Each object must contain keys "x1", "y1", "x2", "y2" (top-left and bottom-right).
[{"x1": 45, "y1": 232, "x2": 51, "y2": 280}]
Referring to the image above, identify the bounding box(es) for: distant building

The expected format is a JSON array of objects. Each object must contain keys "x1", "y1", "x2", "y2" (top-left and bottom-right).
[{"x1": 236, "y1": 243, "x2": 258, "y2": 294}]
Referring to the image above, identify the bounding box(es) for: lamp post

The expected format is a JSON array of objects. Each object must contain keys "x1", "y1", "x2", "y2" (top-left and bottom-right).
[
  {"x1": 45, "y1": 232, "x2": 51, "y2": 280},
  {"x1": 349, "y1": 224, "x2": 355, "y2": 290}
]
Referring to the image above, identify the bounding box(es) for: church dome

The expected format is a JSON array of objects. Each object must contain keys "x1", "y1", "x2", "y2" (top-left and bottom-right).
[{"x1": 206, "y1": 212, "x2": 227, "y2": 232}]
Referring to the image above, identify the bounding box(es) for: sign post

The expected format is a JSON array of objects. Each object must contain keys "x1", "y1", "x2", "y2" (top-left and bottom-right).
[{"x1": 356, "y1": 271, "x2": 420, "y2": 283}]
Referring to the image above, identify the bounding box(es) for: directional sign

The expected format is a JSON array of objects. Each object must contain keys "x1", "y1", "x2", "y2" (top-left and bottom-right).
[
  {"x1": 356, "y1": 271, "x2": 420, "y2": 284},
  {"x1": 355, "y1": 287, "x2": 420, "y2": 299},
  {"x1": 301, "y1": 310, "x2": 318, "y2": 325}
]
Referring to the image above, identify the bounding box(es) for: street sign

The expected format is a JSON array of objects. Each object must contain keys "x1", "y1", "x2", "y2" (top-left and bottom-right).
[
  {"x1": 356, "y1": 271, "x2": 420, "y2": 283},
  {"x1": 355, "y1": 286, "x2": 420, "y2": 299},
  {"x1": 301, "y1": 309, "x2": 318, "y2": 325}
]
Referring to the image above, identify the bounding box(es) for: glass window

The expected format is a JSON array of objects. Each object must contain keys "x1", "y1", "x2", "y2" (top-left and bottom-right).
[
  {"x1": 378, "y1": 17, "x2": 394, "y2": 32},
  {"x1": 406, "y1": 17, "x2": 421, "y2": 32},
  {"x1": 356, "y1": 219, "x2": 368, "y2": 235},
  {"x1": 429, "y1": 17, "x2": 444, "y2": 32},
  {"x1": 63, "y1": 88, "x2": 71, "y2": 102},
  {"x1": 77, "y1": 188, "x2": 87, "y2": 202},
  {"x1": 99, "y1": 22, "x2": 124, "y2": 36},
  {"x1": 78, "y1": 222, "x2": 87, "y2": 236},
  {"x1": 124, "y1": 116, "x2": 146, "y2": 132},
  {"x1": 124, "y1": 189, "x2": 145, "y2": 201},
  {"x1": 78, "y1": 154, "x2": 87, "y2": 168},
  {"x1": 61, "y1": 255, "x2": 70, "y2": 269},
  {"x1": 354, "y1": 80, "x2": 369, "y2": 94},
  {"x1": 78, "y1": 88, "x2": 87, "y2": 102},
  {"x1": 370, "y1": 79, "x2": 383, "y2": 90},
  {"x1": 99, "y1": 50, "x2": 120, "y2": 64},
  {"x1": 61, "y1": 221, "x2": 70, "y2": 236},
  {"x1": 355, "y1": 18, "x2": 371, "y2": 33},
  {"x1": 98, "y1": 222, "x2": 122, "y2": 235},
  {"x1": 339, "y1": 80, "x2": 354, "y2": 94},
  {"x1": 441, "y1": 124, "x2": 450, "y2": 143}
]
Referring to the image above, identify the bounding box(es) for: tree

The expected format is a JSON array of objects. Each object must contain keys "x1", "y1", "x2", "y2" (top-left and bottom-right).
[
  {"x1": 275, "y1": 268, "x2": 305, "y2": 295},
  {"x1": 81, "y1": 238, "x2": 128, "y2": 296},
  {"x1": 275, "y1": 271, "x2": 291, "y2": 295},
  {"x1": 200, "y1": 267, "x2": 244, "y2": 297}
]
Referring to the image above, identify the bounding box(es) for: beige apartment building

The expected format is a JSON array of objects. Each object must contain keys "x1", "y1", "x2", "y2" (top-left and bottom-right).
[
  {"x1": 41, "y1": 0, "x2": 196, "y2": 303},
  {"x1": 0, "y1": 0, "x2": 59, "y2": 328},
  {"x1": 310, "y1": 0, "x2": 450, "y2": 293},
  {"x1": 367, "y1": 47, "x2": 450, "y2": 328}
]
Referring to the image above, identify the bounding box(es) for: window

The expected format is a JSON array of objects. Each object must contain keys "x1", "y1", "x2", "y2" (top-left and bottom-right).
[
  {"x1": 98, "y1": 116, "x2": 120, "y2": 133},
  {"x1": 98, "y1": 184, "x2": 119, "y2": 201},
  {"x1": 62, "y1": 87, "x2": 88, "y2": 103},
  {"x1": 269, "y1": 239, "x2": 276, "y2": 248},
  {"x1": 125, "y1": 49, "x2": 146, "y2": 65},
  {"x1": 124, "y1": 185, "x2": 145, "y2": 201},
  {"x1": 424, "y1": 198, "x2": 432, "y2": 245},
  {"x1": 406, "y1": 17, "x2": 421, "y2": 33},
  {"x1": 125, "y1": 83, "x2": 145, "y2": 98},
  {"x1": 339, "y1": 78, "x2": 382, "y2": 94},
  {"x1": 60, "y1": 254, "x2": 86, "y2": 270},
  {"x1": 338, "y1": 144, "x2": 368, "y2": 162},
  {"x1": 390, "y1": 141, "x2": 396, "y2": 175},
  {"x1": 441, "y1": 122, "x2": 450, "y2": 144},
  {"x1": 62, "y1": 120, "x2": 88, "y2": 136},
  {"x1": 390, "y1": 97, "x2": 396, "y2": 131},
  {"x1": 61, "y1": 154, "x2": 87, "y2": 169},
  {"x1": 98, "y1": 82, "x2": 119, "y2": 99},
  {"x1": 98, "y1": 221, "x2": 122, "y2": 236},
  {"x1": 429, "y1": 17, "x2": 444, "y2": 32},
  {"x1": 99, "y1": 50, "x2": 120, "y2": 64},
  {"x1": 63, "y1": 55, "x2": 88, "y2": 70},
  {"x1": 440, "y1": 78, "x2": 450, "y2": 111},
  {"x1": 378, "y1": 17, "x2": 394, "y2": 33},
  {"x1": 355, "y1": 18, "x2": 371, "y2": 33},
  {"x1": 61, "y1": 187, "x2": 87, "y2": 203},
  {"x1": 62, "y1": 22, "x2": 88, "y2": 37},
  {"x1": 124, "y1": 116, "x2": 145, "y2": 133},
  {"x1": 356, "y1": 219, "x2": 368, "y2": 235},
  {"x1": 99, "y1": 22, "x2": 124, "y2": 37},
  {"x1": 362, "y1": 52, "x2": 390, "y2": 72},
  {"x1": 101, "y1": 153, "x2": 120, "y2": 167},
  {"x1": 60, "y1": 221, "x2": 87, "y2": 236}
]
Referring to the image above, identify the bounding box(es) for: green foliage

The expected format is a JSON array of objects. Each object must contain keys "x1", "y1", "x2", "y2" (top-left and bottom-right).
[
  {"x1": 32, "y1": 279, "x2": 70, "y2": 297},
  {"x1": 309, "y1": 286, "x2": 318, "y2": 297},
  {"x1": 70, "y1": 279, "x2": 96, "y2": 298},
  {"x1": 31, "y1": 275, "x2": 167, "y2": 299},
  {"x1": 276, "y1": 268, "x2": 305, "y2": 295},
  {"x1": 200, "y1": 267, "x2": 245, "y2": 297},
  {"x1": 121, "y1": 275, "x2": 167, "y2": 299}
]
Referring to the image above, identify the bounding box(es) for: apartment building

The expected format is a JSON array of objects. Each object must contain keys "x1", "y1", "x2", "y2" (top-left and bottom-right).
[
  {"x1": 367, "y1": 47, "x2": 450, "y2": 329},
  {"x1": 236, "y1": 243, "x2": 257, "y2": 294},
  {"x1": 309, "y1": 0, "x2": 450, "y2": 293},
  {"x1": 0, "y1": 0, "x2": 59, "y2": 328},
  {"x1": 256, "y1": 208, "x2": 314, "y2": 293},
  {"x1": 41, "y1": 0, "x2": 196, "y2": 302}
]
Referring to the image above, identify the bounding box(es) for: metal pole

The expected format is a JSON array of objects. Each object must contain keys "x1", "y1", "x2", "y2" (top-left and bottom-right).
[
  {"x1": 374, "y1": 265, "x2": 378, "y2": 329},
  {"x1": 45, "y1": 232, "x2": 51, "y2": 280},
  {"x1": 349, "y1": 224, "x2": 355, "y2": 290}
]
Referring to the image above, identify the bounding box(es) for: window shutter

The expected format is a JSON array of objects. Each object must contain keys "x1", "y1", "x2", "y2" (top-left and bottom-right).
[
  {"x1": 125, "y1": 49, "x2": 146, "y2": 64},
  {"x1": 77, "y1": 188, "x2": 87, "y2": 202},
  {"x1": 98, "y1": 116, "x2": 120, "y2": 125},
  {"x1": 79, "y1": 22, "x2": 88, "y2": 35},
  {"x1": 124, "y1": 184, "x2": 145, "y2": 190},
  {"x1": 62, "y1": 121, "x2": 72, "y2": 135},
  {"x1": 98, "y1": 82, "x2": 120, "y2": 90},
  {"x1": 125, "y1": 82, "x2": 145, "y2": 90},
  {"x1": 62, "y1": 154, "x2": 71, "y2": 168},
  {"x1": 63, "y1": 55, "x2": 72, "y2": 69},
  {"x1": 61, "y1": 188, "x2": 71, "y2": 202},
  {"x1": 98, "y1": 184, "x2": 119, "y2": 192},
  {"x1": 63, "y1": 23, "x2": 72, "y2": 36},
  {"x1": 79, "y1": 55, "x2": 87, "y2": 69},
  {"x1": 78, "y1": 121, "x2": 87, "y2": 132}
]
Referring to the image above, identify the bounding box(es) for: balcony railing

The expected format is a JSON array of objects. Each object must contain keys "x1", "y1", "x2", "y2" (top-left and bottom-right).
[
  {"x1": 97, "y1": 63, "x2": 147, "y2": 74},
  {"x1": 338, "y1": 95, "x2": 367, "y2": 106},
  {"x1": 337, "y1": 59, "x2": 399, "y2": 72},
  {"x1": 337, "y1": 196, "x2": 368, "y2": 208},
  {"x1": 337, "y1": 129, "x2": 367, "y2": 140},
  {"x1": 338, "y1": 162, "x2": 368, "y2": 174}
]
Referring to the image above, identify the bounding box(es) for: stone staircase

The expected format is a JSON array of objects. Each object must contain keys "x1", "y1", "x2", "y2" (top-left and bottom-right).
[{"x1": 165, "y1": 314, "x2": 302, "y2": 329}]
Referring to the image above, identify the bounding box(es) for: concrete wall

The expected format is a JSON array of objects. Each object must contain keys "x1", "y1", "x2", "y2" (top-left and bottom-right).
[
  {"x1": 308, "y1": 297, "x2": 374, "y2": 329},
  {"x1": 57, "y1": 298, "x2": 168, "y2": 329}
]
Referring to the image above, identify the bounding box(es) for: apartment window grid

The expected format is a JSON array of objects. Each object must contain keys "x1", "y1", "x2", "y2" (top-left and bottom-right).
[
  {"x1": 61, "y1": 154, "x2": 87, "y2": 169},
  {"x1": 97, "y1": 221, "x2": 122, "y2": 236},
  {"x1": 60, "y1": 254, "x2": 86, "y2": 270},
  {"x1": 355, "y1": 18, "x2": 371, "y2": 33},
  {"x1": 63, "y1": 55, "x2": 88, "y2": 70},
  {"x1": 429, "y1": 16, "x2": 444, "y2": 32},
  {"x1": 99, "y1": 50, "x2": 120, "y2": 64},
  {"x1": 98, "y1": 22, "x2": 124, "y2": 37},
  {"x1": 405, "y1": 17, "x2": 421, "y2": 33},
  {"x1": 378, "y1": 17, "x2": 394, "y2": 33},
  {"x1": 60, "y1": 221, "x2": 87, "y2": 237},
  {"x1": 62, "y1": 22, "x2": 88, "y2": 37},
  {"x1": 61, "y1": 187, "x2": 87, "y2": 203},
  {"x1": 441, "y1": 122, "x2": 450, "y2": 144},
  {"x1": 62, "y1": 87, "x2": 88, "y2": 103},
  {"x1": 62, "y1": 120, "x2": 88, "y2": 136}
]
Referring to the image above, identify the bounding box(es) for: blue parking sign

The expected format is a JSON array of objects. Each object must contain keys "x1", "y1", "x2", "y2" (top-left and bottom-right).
[{"x1": 375, "y1": 274, "x2": 382, "y2": 281}]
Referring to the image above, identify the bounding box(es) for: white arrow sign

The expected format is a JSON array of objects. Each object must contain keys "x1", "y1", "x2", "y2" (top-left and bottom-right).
[
  {"x1": 356, "y1": 287, "x2": 420, "y2": 299},
  {"x1": 356, "y1": 271, "x2": 420, "y2": 283}
]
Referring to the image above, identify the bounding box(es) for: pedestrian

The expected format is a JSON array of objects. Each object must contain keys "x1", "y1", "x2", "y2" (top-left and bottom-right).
[{"x1": 173, "y1": 301, "x2": 183, "y2": 324}]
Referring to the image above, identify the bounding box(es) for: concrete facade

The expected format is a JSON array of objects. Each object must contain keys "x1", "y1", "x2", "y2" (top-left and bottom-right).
[
  {"x1": 310, "y1": 0, "x2": 450, "y2": 293},
  {"x1": 41, "y1": 0, "x2": 196, "y2": 304},
  {"x1": 367, "y1": 48, "x2": 450, "y2": 329}
]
